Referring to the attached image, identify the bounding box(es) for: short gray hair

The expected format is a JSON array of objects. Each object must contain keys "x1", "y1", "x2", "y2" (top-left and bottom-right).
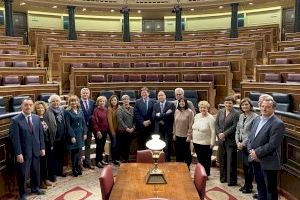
[
  {"x1": 175, "y1": 88, "x2": 184, "y2": 95},
  {"x1": 261, "y1": 97, "x2": 277, "y2": 108},
  {"x1": 121, "y1": 94, "x2": 130, "y2": 100},
  {"x1": 48, "y1": 94, "x2": 61, "y2": 103}
]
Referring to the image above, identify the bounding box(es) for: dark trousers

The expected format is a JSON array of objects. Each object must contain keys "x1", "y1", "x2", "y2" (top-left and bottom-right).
[
  {"x1": 160, "y1": 130, "x2": 172, "y2": 162},
  {"x1": 194, "y1": 144, "x2": 212, "y2": 176},
  {"x1": 119, "y1": 131, "x2": 132, "y2": 162},
  {"x1": 137, "y1": 126, "x2": 152, "y2": 150},
  {"x1": 218, "y1": 142, "x2": 237, "y2": 184},
  {"x1": 252, "y1": 161, "x2": 267, "y2": 200},
  {"x1": 40, "y1": 141, "x2": 50, "y2": 182},
  {"x1": 95, "y1": 132, "x2": 108, "y2": 163},
  {"x1": 241, "y1": 148, "x2": 254, "y2": 189},
  {"x1": 174, "y1": 136, "x2": 192, "y2": 167},
  {"x1": 108, "y1": 132, "x2": 120, "y2": 161},
  {"x1": 17, "y1": 156, "x2": 40, "y2": 196},
  {"x1": 71, "y1": 148, "x2": 81, "y2": 172},
  {"x1": 263, "y1": 169, "x2": 278, "y2": 200},
  {"x1": 47, "y1": 140, "x2": 65, "y2": 180},
  {"x1": 83, "y1": 131, "x2": 93, "y2": 165}
]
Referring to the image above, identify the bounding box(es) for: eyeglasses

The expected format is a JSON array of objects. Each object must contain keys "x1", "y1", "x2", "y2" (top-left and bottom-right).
[{"x1": 176, "y1": 93, "x2": 183, "y2": 96}]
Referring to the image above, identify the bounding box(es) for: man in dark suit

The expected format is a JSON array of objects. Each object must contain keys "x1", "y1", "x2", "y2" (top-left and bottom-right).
[
  {"x1": 248, "y1": 98, "x2": 285, "y2": 200},
  {"x1": 152, "y1": 91, "x2": 175, "y2": 161},
  {"x1": 80, "y1": 88, "x2": 95, "y2": 169},
  {"x1": 134, "y1": 87, "x2": 156, "y2": 150},
  {"x1": 10, "y1": 98, "x2": 46, "y2": 200}
]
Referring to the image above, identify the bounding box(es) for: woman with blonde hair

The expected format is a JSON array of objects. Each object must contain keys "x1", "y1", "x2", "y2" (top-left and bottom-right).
[
  {"x1": 92, "y1": 96, "x2": 109, "y2": 168},
  {"x1": 33, "y1": 101, "x2": 52, "y2": 189},
  {"x1": 192, "y1": 100, "x2": 216, "y2": 176},
  {"x1": 65, "y1": 95, "x2": 87, "y2": 177}
]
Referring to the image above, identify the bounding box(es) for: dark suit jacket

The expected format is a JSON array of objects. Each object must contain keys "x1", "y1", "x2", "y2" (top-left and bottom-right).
[
  {"x1": 10, "y1": 113, "x2": 45, "y2": 159},
  {"x1": 215, "y1": 108, "x2": 240, "y2": 146},
  {"x1": 134, "y1": 98, "x2": 156, "y2": 130},
  {"x1": 152, "y1": 101, "x2": 175, "y2": 134},
  {"x1": 80, "y1": 99, "x2": 95, "y2": 130},
  {"x1": 247, "y1": 115, "x2": 285, "y2": 170}
]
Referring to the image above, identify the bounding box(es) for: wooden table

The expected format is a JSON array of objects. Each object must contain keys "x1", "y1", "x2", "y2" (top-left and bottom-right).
[{"x1": 109, "y1": 162, "x2": 200, "y2": 200}]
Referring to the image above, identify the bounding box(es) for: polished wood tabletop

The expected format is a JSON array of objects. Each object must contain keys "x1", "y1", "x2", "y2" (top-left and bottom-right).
[{"x1": 109, "y1": 162, "x2": 200, "y2": 200}]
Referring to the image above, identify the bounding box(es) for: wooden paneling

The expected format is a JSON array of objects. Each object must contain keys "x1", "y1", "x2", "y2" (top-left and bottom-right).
[
  {"x1": 240, "y1": 81, "x2": 300, "y2": 113},
  {"x1": 70, "y1": 66, "x2": 232, "y2": 107},
  {"x1": 0, "y1": 67, "x2": 47, "y2": 84},
  {"x1": 0, "y1": 55, "x2": 37, "y2": 67},
  {"x1": 255, "y1": 64, "x2": 300, "y2": 82},
  {"x1": 268, "y1": 50, "x2": 300, "y2": 64},
  {"x1": 60, "y1": 55, "x2": 245, "y2": 93}
]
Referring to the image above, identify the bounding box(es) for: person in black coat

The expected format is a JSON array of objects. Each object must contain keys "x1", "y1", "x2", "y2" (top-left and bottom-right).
[
  {"x1": 10, "y1": 98, "x2": 46, "y2": 200},
  {"x1": 134, "y1": 87, "x2": 156, "y2": 150},
  {"x1": 152, "y1": 91, "x2": 175, "y2": 161},
  {"x1": 80, "y1": 88, "x2": 95, "y2": 169},
  {"x1": 215, "y1": 96, "x2": 240, "y2": 186}
]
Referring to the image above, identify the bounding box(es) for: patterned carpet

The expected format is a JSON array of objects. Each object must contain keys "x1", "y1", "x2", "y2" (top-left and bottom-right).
[{"x1": 5, "y1": 163, "x2": 288, "y2": 200}]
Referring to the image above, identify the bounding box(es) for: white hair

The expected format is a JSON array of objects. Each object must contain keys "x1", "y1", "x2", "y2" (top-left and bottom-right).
[
  {"x1": 48, "y1": 94, "x2": 61, "y2": 103},
  {"x1": 174, "y1": 88, "x2": 184, "y2": 95}
]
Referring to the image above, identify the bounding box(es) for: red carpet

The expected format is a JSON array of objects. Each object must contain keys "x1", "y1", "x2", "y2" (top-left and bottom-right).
[
  {"x1": 54, "y1": 186, "x2": 92, "y2": 200},
  {"x1": 205, "y1": 186, "x2": 238, "y2": 200}
]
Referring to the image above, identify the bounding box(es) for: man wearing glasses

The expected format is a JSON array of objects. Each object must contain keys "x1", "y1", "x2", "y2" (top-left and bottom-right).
[{"x1": 173, "y1": 88, "x2": 196, "y2": 115}]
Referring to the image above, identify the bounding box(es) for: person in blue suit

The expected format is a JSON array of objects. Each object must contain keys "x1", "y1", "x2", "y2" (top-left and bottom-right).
[
  {"x1": 10, "y1": 98, "x2": 46, "y2": 200},
  {"x1": 134, "y1": 87, "x2": 156, "y2": 150},
  {"x1": 152, "y1": 90, "x2": 175, "y2": 161},
  {"x1": 65, "y1": 95, "x2": 87, "y2": 177},
  {"x1": 248, "y1": 97, "x2": 285, "y2": 200},
  {"x1": 80, "y1": 88, "x2": 95, "y2": 169}
]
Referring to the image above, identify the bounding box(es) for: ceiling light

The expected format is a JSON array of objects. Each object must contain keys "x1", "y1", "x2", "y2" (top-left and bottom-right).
[
  {"x1": 219, "y1": 6, "x2": 223, "y2": 9},
  {"x1": 249, "y1": 2, "x2": 253, "y2": 5},
  {"x1": 190, "y1": 8, "x2": 194, "y2": 11},
  {"x1": 137, "y1": 10, "x2": 141, "y2": 14},
  {"x1": 82, "y1": 8, "x2": 86, "y2": 11},
  {"x1": 111, "y1": 9, "x2": 115, "y2": 12},
  {"x1": 20, "y1": 2, "x2": 26, "y2": 6},
  {"x1": 52, "y1": 5, "x2": 57, "y2": 9}
]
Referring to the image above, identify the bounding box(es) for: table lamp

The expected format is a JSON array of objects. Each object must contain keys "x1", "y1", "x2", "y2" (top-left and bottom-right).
[{"x1": 145, "y1": 134, "x2": 167, "y2": 184}]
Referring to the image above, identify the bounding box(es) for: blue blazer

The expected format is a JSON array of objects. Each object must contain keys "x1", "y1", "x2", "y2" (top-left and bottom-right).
[
  {"x1": 80, "y1": 99, "x2": 95, "y2": 130},
  {"x1": 10, "y1": 113, "x2": 45, "y2": 159},
  {"x1": 134, "y1": 98, "x2": 156, "y2": 130},
  {"x1": 247, "y1": 115, "x2": 285, "y2": 170},
  {"x1": 152, "y1": 101, "x2": 175, "y2": 134}
]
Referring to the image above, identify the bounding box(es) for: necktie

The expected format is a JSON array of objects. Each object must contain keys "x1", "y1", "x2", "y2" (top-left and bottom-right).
[
  {"x1": 84, "y1": 100, "x2": 89, "y2": 110},
  {"x1": 144, "y1": 100, "x2": 148, "y2": 112},
  {"x1": 160, "y1": 103, "x2": 164, "y2": 113},
  {"x1": 27, "y1": 116, "x2": 33, "y2": 133}
]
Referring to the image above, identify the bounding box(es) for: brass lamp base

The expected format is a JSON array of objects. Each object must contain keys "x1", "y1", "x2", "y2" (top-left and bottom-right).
[{"x1": 146, "y1": 168, "x2": 167, "y2": 184}]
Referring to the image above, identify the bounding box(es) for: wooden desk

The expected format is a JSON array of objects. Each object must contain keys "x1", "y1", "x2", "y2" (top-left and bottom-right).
[{"x1": 109, "y1": 163, "x2": 199, "y2": 200}]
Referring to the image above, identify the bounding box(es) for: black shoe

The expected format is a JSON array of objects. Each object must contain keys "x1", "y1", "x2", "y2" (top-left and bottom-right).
[
  {"x1": 72, "y1": 171, "x2": 78, "y2": 177},
  {"x1": 83, "y1": 163, "x2": 95, "y2": 169},
  {"x1": 77, "y1": 169, "x2": 83, "y2": 176},
  {"x1": 19, "y1": 194, "x2": 27, "y2": 200},
  {"x1": 112, "y1": 160, "x2": 120, "y2": 166},
  {"x1": 242, "y1": 188, "x2": 252, "y2": 193},
  {"x1": 49, "y1": 176, "x2": 57, "y2": 182},
  {"x1": 96, "y1": 162, "x2": 104, "y2": 168},
  {"x1": 227, "y1": 183, "x2": 237, "y2": 186},
  {"x1": 100, "y1": 160, "x2": 108, "y2": 165},
  {"x1": 239, "y1": 186, "x2": 245, "y2": 191},
  {"x1": 220, "y1": 180, "x2": 227, "y2": 183},
  {"x1": 253, "y1": 193, "x2": 258, "y2": 199},
  {"x1": 31, "y1": 189, "x2": 45, "y2": 195},
  {"x1": 57, "y1": 173, "x2": 67, "y2": 177}
]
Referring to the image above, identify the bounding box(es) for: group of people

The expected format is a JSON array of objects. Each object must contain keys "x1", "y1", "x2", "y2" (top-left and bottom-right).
[
  {"x1": 216, "y1": 94, "x2": 284, "y2": 200},
  {"x1": 9, "y1": 86, "x2": 284, "y2": 200}
]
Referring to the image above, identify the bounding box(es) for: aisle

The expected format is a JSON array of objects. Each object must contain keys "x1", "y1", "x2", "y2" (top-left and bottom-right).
[{"x1": 21, "y1": 164, "x2": 287, "y2": 200}]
